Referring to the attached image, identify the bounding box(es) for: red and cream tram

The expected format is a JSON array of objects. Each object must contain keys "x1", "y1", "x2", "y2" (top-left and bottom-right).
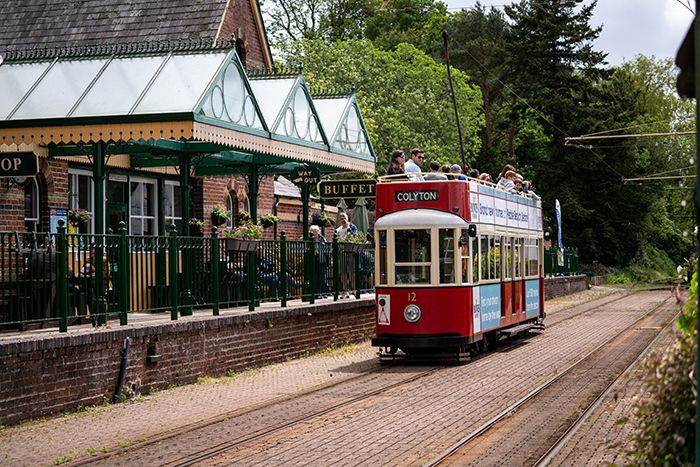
[{"x1": 372, "y1": 176, "x2": 544, "y2": 361}]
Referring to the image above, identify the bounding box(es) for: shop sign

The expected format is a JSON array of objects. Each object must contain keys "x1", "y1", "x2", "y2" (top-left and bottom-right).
[
  {"x1": 0, "y1": 152, "x2": 38, "y2": 177},
  {"x1": 318, "y1": 179, "x2": 376, "y2": 199},
  {"x1": 291, "y1": 167, "x2": 320, "y2": 186}
]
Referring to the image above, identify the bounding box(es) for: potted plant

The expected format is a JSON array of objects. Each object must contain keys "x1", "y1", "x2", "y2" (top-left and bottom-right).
[
  {"x1": 311, "y1": 212, "x2": 333, "y2": 227},
  {"x1": 189, "y1": 218, "x2": 204, "y2": 234},
  {"x1": 211, "y1": 206, "x2": 231, "y2": 226},
  {"x1": 221, "y1": 222, "x2": 263, "y2": 251},
  {"x1": 237, "y1": 210, "x2": 251, "y2": 224},
  {"x1": 68, "y1": 208, "x2": 91, "y2": 229},
  {"x1": 341, "y1": 231, "x2": 366, "y2": 252},
  {"x1": 260, "y1": 213, "x2": 279, "y2": 228}
]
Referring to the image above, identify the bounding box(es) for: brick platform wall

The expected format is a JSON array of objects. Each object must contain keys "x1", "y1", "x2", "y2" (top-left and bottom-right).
[
  {"x1": 0, "y1": 300, "x2": 374, "y2": 426},
  {"x1": 543, "y1": 275, "x2": 589, "y2": 300}
]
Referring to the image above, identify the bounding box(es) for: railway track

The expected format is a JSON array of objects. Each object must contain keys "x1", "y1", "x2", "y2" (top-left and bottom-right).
[
  {"x1": 73, "y1": 290, "x2": 649, "y2": 466},
  {"x1": 423, "y1": 295, "x2": 675, "y2": 466}
]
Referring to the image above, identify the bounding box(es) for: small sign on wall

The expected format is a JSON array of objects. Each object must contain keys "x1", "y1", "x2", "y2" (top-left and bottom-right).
[{"x1": 50, "y1": 208, "x2": 68, "y2": 234}]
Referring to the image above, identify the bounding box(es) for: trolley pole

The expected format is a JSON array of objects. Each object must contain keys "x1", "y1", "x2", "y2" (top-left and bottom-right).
[{"x1": 443, "y1": 30, "x2": 466, "y2": 168}]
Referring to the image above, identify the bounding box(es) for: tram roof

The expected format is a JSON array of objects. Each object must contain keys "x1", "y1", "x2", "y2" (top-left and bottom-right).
[
  {"x1": 375, "y1": 209, "x2": 469, "y2": 228},
  {"x1": 0, "y1": 41, "x2": 375, "y2": 174}
]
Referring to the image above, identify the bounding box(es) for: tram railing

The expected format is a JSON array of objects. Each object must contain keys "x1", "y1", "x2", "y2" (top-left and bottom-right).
[
  {"x1": 544, "y1": 247, "x2": 579, "y2": 276},
  {"x1": 0, "y1": 224, "x2": 374, "y2": 332}
]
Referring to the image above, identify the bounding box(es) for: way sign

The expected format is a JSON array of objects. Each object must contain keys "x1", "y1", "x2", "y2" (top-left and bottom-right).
[
  {"x1": 0, "y1": 152, "x2": 38, "y2": 178},
  {"x1": 290, "y1": 167, "x2": 320, "y2": 186},
  {"x1": 318, "y1": 179, "x2": 376, "y2": 199}
]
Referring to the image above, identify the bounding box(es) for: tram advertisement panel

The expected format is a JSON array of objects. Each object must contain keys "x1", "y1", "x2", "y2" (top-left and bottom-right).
[
  {"x1": 470, "y1": 183, "x2": 541, "y2": 231},
  {"x1": 478, "y1": 284, "x2": 501, "y2": 331},
  {"x1": 525, "y1": 280, "x2": 540, "y2": 318}
]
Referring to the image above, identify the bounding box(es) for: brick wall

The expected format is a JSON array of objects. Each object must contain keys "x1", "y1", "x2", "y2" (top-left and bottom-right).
[
  {"x1": 218, "y1": 0, "x2": 267, "y2": 68},
  {"x1": 0, "y1": 300, "x2": 375, "y2": 426},
  {"x1": 543, "y1": 275, "x2": 589, "y2": 300}
]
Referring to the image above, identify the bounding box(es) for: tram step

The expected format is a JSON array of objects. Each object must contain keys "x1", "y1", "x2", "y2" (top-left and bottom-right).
[{"x1": 500, "y1": 323, "x2": 538, "y2": 336}]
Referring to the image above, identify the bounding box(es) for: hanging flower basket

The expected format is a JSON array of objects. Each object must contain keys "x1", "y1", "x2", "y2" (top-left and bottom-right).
[
  {"x1": 211, "y1": 206, "x2": 231, "y2": 226},
  {"x1": 225, "y1": 238, "x2": 259, "y2": 252},
  {"x1": 260, "y1": 214, "x2": 279, "y2": 229},
  {"x1": 189, "y1": 218, "x2": 204, "y2": 235},
  {"x1": 68, "y1": 209, "x2": 90, "y2": 229}
]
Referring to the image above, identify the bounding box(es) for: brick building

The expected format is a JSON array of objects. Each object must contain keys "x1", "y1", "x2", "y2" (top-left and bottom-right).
[{"x1": 0, "y1": 0, "x2": 372, "y2": 239}]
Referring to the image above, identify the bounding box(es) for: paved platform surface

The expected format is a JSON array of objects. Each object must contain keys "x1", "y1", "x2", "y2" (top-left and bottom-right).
[{"x1": 0, "y1": 286, "x2": 672, "y2": 466}]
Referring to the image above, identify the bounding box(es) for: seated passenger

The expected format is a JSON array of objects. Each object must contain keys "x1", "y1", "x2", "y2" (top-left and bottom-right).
[
  {"x1": 424, "y1": 160, "x2": 448, "y2": 180},
  {"x1": 450, "y1": 164, "x2": 467, "y2": 181},
  {"x1": 440, "y1": 164, "x2": 454, "y2": 180},
  {"x1": 495, "y1": 164, "x2": 516, "y2": 184},
  {"x1": 479, "y1": 173, "x2": 492, "y2": 184},
  {"x1": 468, "y1": 169, "x2": 480, "y2": 179},
  {"x1": 386, "y1": 149, "x2": 406, "y2": 177},
  {"x1": 405, "y1": 148, "x2": 425, "y2": 181},
  {"x1": 496, "y1": 170, "x2": 517, "y2": 192}
]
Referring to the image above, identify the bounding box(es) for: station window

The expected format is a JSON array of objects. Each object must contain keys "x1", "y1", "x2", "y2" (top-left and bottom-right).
[
  {"x1": 68, "y1": 171, "x2": 94, "y2": 234},
  {"x1": 439, "y1": 229, "x2": 455, "y2": 284},
  {"x1": 24, "y1": 177, "x2": 39, "y2": 232},
  {"x1": 130, "y1": 180, "x2": 156, "y2": 235},
  {"x1": 226, "y1": 191, "x2": 239, "y2": 228},
  {"x1": 394, "y1": 229, "x2": 431, "y2": 284},
  {"x1": 377, "y1": 230, "x2": 387, "y2": 286},
  {"x1": 164, "y1": 182, "x2": 182, "y2": 231}
]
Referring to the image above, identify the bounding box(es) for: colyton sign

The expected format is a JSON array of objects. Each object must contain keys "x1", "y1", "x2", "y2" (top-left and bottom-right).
[
  {"x1": 0, "y1": 152, "x2": 38, "y2": 178},
  {"x1": 318, "y1": 179, "x2": 376, "y2": 199}
]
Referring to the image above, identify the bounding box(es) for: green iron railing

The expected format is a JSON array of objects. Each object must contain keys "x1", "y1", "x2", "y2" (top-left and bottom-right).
[
  {"x1": 544, "y1": 247, "x2": 579, "y2": 276},
  {"x1": 0, "y1": 223, "x2": 375, "y2": 332}
]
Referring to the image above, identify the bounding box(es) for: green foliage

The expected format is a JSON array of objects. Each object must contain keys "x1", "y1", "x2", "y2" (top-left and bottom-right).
[
  {"x1": 677, "y1": 268, "x2": 698, "y2": 335},
  {"x1": 221, "y1": 222, "x2": 264, "y2": 240},
  {"x1": 627, "y1": 270, "x2": 697, "y2": 465},
  {"x1": 279, "y1": 38, "x2": 483, "y2": 171},
  {"x1": 343, "y1": 231, "x2": 366, "y2": 244},
  {"x1": 211, "y1": 206, "x2": 231, "y2": 221}
]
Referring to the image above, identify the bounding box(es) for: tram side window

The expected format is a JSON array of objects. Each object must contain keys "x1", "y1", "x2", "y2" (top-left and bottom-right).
[
  {"x1": 504, "y1": 237, "x2": 512, "y2": 280},
  {"x1": 440, "y1": 229, "x2": 455, "y2": 284},
  {"x1": 460, "y1": 229, "x2": 472, "y2": 284},
  {"x1": 515, "y1": 237, "x2": 523, "y2": 278},
  {"x1": 378, "y1": 230, "x2": 387, "y2": 285},
  {"x1": 491, "y1": 236, "x2": 501, "y2": 280},
  {"x1": 525, "y1": 238, "x2": 539, "y2": 277},
  {"x1": 471, "y1": 237, "x2": 479, "y2": 284},
  {"x1": 395, "y1": 229, "x2": 431, "y2": 284},
  {"x1": 480, "y1": 235, "x2": 489, "y2": 281}
]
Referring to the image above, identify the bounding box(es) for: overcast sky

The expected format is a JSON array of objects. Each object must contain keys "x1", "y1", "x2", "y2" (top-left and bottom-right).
[{"x1": 444, "y1": 0, "x2": 694, "y2": 66}]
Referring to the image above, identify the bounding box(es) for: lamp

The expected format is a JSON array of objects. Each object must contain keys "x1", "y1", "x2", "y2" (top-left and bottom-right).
[{"x1": 5, "y1": 176, "x2": 29, "y2": 189}]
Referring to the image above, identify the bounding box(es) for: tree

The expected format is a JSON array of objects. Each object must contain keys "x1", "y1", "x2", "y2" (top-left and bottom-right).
[{"x1": 278, "y1": 39, "x2": 484, "y2": 171}]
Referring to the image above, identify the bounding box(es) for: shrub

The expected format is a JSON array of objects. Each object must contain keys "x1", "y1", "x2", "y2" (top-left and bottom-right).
[{"x1": 627, "y1": 270, "x2": 696, "y2": 465}]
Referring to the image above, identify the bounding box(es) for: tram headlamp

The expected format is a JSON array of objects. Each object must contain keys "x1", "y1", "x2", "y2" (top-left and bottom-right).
[{"x1": 404, "y1": 304, "x2": 421, "y2": 323}]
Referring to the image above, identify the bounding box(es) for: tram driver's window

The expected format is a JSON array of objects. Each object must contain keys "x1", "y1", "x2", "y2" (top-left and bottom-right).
[
  {"x1": 394, "y1": 229, "x2": 431, "y2": 284},
  {"x1": 378, "y1": 230, "x2": 387, "y2": 285},
  {"x1": 439, "y1": 229, "x2": 455, "y2": 284}
]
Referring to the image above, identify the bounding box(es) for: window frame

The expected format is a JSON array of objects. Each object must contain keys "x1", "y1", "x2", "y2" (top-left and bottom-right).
[
  {"x1": 68, "y1": 169, "x2": 95, "y2": 234},
  {"x1": 163, "y1": 180, "x2": 182, "y2": 231},
  {"x1": 24, "y1": 176, "x2": 40, "y2": 232},
  {"x1": 129, "y1": 177, "x2": 157, "y2": 236}
]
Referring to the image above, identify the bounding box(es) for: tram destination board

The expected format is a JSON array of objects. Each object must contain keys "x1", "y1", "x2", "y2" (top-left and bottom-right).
[
  {"x1": 318, "y1": 179, "x2": 376, "y2": 199},
  {"x1": 0, "y1": 152, "x2": 38, "y2": 177},
  {"x1": 394, "y1": 190, "x2": 439, "y2": 202}
]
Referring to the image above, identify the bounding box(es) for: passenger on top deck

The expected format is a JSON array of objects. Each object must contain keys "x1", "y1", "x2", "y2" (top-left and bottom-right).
[
  {"x1": 440, "y1": 164, "x2": 453, "y2": 180},
  {"x1": 405, "y1": 148, "x2": 425, "y2": 181},
  {"x1": 496, "y1": 170, "x2": 517, "y2": 192},
  {"x1": 469, "y1": 169, "x2": 479, "y2": 179},
  {"x1": 450, "y1": 164, "x2": 467, "y2": 181},
  {"x1": 386, "y1": 149, "x2": 406, "y2": 177},
  {"x1": 424, "y1": 160, "x2": 448, "y2": 180},
  {"x1": 495, "y1": 164, "x2": 516, "y2": 184},
  {"x1": 479, "y1": 173, "x2": 492, "y2": 184}
]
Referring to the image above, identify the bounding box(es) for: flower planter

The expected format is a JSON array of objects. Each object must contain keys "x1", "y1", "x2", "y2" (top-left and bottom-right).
[
  {"x1": 225, "y1": 238, "x2": 259, "y2": 252},
  {"x1": 341, "y1": 243, "x2": 364, "y2": 253}
]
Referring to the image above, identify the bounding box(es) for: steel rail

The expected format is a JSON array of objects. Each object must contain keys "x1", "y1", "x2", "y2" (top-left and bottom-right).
[
  {"x1": 166, "y1": 367, "x2": 446, "y2": 467},
  {"x1": 423, "y1": 295, "x2": 672, "y2": 467},
  {"x1": 534, "y1": 309, "x2": 680, "y2": 467}
]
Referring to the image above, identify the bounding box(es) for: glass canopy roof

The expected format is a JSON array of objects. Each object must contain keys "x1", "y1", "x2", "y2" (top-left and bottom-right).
[{"x1": 0, "y1": 46, "x2": 376, "y2": 172}]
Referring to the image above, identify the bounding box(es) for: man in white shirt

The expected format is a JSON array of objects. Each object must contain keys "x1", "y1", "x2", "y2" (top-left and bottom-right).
[{"x1": 405, "y1": 148, "x2": 424, "y2": 181}]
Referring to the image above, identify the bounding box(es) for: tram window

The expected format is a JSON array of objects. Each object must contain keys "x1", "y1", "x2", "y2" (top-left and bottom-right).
[
  {"x1": 378, "y1": 230, "x2": 387, "y2": 285},
  {"x1": 440, "y1": 229, "x2": 455, "y2": 284},
  {"x1": 471, "y1": 237, "x2": 479, "y2": 284},
  {"x1": 504, "y1": 237, "x2": 512, "y2": 280},
  {"x1": 525, "y1": 238, "x2": 538, "y2": 277},
  {"x1": 459, "y1": 228, "x2": 471, "y2": 284},
  {"x1": 480, "y1": 236, "x2": 489, "y2": 281},
  {"x1": 515, "y1": 238, "x2": 523, "y2": 278},
  {"x1": 395, "y1": 229, "x2": 431, "y2": 284},
  {"x1": 491, "y1": 236, "x2": 501, "y2": 280}
]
